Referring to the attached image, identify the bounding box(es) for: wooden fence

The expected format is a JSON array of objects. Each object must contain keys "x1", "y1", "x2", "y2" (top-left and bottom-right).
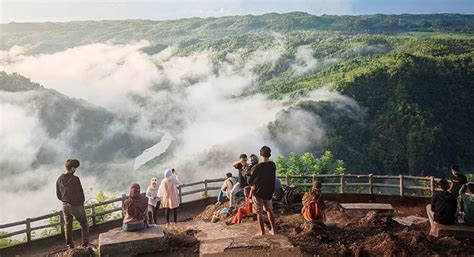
[{"x1": 0, "y1": 174, "x2": 440, "y2": 247}]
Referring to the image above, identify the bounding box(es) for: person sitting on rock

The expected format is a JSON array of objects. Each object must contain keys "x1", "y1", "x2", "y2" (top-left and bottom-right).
[
  {"x1": 216, "y1": 172, "x2": 236, "y2": 206},
  {"x1": 158, "y1": 168, "x2": 180, "y2": 225},
  {"x1": 459, "y1": 183, "x2": 474, "y2": 226},
  {"x1": 123, "y1": 183, "x2": 149, "y2": 232},
  {"x1": 431, "y1": 179, "x2": 457, "y2": 225},
  {"x1": 301, "y1": 181, "x2": 325, "y2": 222},
  {"x1": 146, "y1": 177, "x2": 161, "y2": 224},
  {"x1": 229, "y1": 186, "x2": 254, "y2": 224}
]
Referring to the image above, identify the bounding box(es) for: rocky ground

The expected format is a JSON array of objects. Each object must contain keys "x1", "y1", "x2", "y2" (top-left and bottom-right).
[
  {"x1": 49, "y1": 200, "x2": 474, "y2": 257},
  {"x1": 193, "y1": 200, "x2": 474, "y2": 256}
]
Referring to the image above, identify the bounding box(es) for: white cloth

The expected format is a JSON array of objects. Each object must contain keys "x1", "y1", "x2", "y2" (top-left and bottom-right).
[{"x1": 157, "y1": 169, "x2": 180, "y2": 209}]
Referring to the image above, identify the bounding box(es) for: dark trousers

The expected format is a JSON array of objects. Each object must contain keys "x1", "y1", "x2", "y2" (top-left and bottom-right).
[
  {"x1": 62, "y1": 203, "x2": 89, "y2": 247},
  {"x1": 165, "y1": 207, "x2": 178, "y2": 223},
  {"x1": 148, "y1": 203, "x2": 160, "y2": 224}
]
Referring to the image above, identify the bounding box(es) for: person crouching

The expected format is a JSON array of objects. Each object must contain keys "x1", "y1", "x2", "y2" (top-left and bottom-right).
[
  {"x1": 301, "y1": 181, "x2": 325, "y2": 222},
  {"x1": 122, "y1": 183, "x2": 148, "y2": 232}
]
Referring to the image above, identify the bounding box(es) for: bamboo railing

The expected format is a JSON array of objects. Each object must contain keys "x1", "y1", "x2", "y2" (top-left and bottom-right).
[{"x1": 0, "y1": 174, "x2": 440, "y2": 248}]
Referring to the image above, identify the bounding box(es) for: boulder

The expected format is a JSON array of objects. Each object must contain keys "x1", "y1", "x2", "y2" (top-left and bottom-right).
[
  {"x1": 98, "y1": 225, "x2": 165, "y2": 257},
  {"x1": 200, "y1": 234, "x2": 301, "y2": 257},
  {"x1": 426, "y1": 204, "x2": 474, "y2": 238}
]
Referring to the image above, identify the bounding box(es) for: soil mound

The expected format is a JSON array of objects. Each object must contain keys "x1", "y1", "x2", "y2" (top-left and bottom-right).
[{"x1": 276, "y1": 203, "x2": 474, "y2": 256}]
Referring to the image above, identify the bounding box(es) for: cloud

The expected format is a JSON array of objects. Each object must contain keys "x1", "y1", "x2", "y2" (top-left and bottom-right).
[
  {"x1": 0, "y1": 102, "x2": 48, "y2": 171},
  {"x1": 291, "y1": 45, "x2": 339, "y2": 76},
  {"x1": 0, "y1": 41, "x2": 360, "y2": 223}
]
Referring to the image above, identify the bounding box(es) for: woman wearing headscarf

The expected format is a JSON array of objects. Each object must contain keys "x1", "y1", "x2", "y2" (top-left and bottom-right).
[
  {"x1": 301, "y1": 181, "x2": 325, "y2": 222},
  {"x1": 157, "y1": 168, "x2": 180, "y2": 224},
  {"x1": 146, "y1": 177, "x2": 161, "y2": 224},
  {"x1": 122, "y1": 183, "x2": 148, "y2": 231}
]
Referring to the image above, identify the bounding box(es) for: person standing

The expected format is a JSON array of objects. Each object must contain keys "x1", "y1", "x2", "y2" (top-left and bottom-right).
[
  {"x1": 158, "y1": 168, "x2": 180, "y2": 225},
  {"x1": 122, "y1": 183, "x2": 148, "y2": 231},
  {"x1": 146, "y1": 178, "x2": 161, "y2": 224},
  {"x1": 56, "y1": 159, "x2": 89, "y2": 248},
  {"x1": 248, "y1": 146, "x2": 277, "y2": 235},
  {"x1": 229, "y1": 154, "x2": 248, "y2": 209},
  {"x1": 450, "y1": 165, "x2": 467, "y2": 197}
]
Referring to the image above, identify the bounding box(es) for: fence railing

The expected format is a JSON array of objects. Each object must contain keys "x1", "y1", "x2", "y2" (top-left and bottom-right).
[{"x1": 0, "y1": 174, "x2": 441, "y2": 248}]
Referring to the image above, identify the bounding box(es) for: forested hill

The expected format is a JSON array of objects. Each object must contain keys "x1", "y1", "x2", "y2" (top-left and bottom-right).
[
  {"x1": 1, "y1": 12, "x2": 473, "y2": 177},
  {"x1": 1, "y1": 13, "x2": 473, "y2": 54}
]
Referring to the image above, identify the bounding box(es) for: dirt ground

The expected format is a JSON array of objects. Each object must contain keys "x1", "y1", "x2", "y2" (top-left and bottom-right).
[
  {"x1": 48, "y1": 200, "x2": 474, "y2": 257},
  {"x1": 276, "y1": 202, "x2": 474, "y2": 256},
  {"x1": 193, "y1": 200, "x2": 474, "y2": 257}
]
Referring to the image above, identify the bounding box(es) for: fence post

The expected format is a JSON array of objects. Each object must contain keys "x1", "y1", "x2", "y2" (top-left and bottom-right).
[
  {"x1": 312, "y1": 174, "x2": 316, "y2": 184},
  {"x1": 368, "y1": 173, "x2": 373, "y2": 194},
  {"x1": 285, "y1": 175, "x2": 289, "y2": 186},
  {"x1": 399, "y1": 175, "x2": 404, "y2": 196},
  {"x1": 25, "y1": 218, "x2": 31, "y2": 242},
  {"x1": 430, "y1": 176, "x2": 434, "y2": 196},
  {"x1": 204, "y1": 180, "x2": 208, "y2": 197},
  {"x1": 340, "y1": 174, "x2": 345, "y2": 193},
  {"x1": 91, "y1": 205, "x2": 96, "y2": 226},
  {"x1": 121, "y1": 194, "x2": 127, "y2": 218},
  {"x1": 178, "y1": 185, "x2": 183, "y2": 204}
]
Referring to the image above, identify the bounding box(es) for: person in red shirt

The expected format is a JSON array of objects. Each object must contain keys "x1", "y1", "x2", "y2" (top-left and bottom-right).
[{"x1": 230, "y1": 186, "x2": 253, "y2": 224}]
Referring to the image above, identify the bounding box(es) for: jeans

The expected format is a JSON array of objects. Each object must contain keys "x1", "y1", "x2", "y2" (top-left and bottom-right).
[
  {"x1": 148, "y1": 203, "x2": 160, "y2": 224},
  {"x1": 122, "y1": 222, "x2": 146, "y2": 232},
  {"x1": 62, "y1": 203, "x2": 89, "y2": 247},
  {"x1": 230, "y1": 183, "x2": 243, "y2": 208},
  {"x1": 217, "y1": 190, "x2": 227, "y2": 202}
]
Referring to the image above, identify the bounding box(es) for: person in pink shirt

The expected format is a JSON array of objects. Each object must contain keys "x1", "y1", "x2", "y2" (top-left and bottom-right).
[{"x1": 158, "y1": 168, "x2": 180, "y2": 225}]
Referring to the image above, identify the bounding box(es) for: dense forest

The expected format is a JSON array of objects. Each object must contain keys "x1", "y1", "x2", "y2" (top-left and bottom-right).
[{"x1": 1, "y1": 13, "x2": 473, "y2": 178}]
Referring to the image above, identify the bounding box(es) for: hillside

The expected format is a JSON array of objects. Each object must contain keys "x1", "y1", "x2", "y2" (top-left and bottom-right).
[
  {"x1": 0, "y1": 72, "x2": 159, "y2": 174},
  {"x1": 1, "y1": 13, "x2": 473, "y2": 54},
  {"x1": 1, "y1": 13, "x2": 473, "y2": 178}
]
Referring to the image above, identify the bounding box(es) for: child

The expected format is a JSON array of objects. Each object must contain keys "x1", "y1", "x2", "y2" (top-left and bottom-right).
[
  {"x1": 301, "y1": 181, "x2": 325, "y2": 222},
  {"x1": 157, "y1": 168, "x2": 180, "y2": 225},
  {"x1": 230, "y1": 186, "x2": 253, "y2": 224},
  {"x1": 146, "y1": 177, "x2": 160, "y2": 224},
  {"x1": 123, "y1": 183, "x2": 148, "y2": 232}
]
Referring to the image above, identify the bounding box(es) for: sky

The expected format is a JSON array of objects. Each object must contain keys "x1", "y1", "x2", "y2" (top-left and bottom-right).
[{"x1": 0, "y1": 0, "x2": 473, "y2": 23}]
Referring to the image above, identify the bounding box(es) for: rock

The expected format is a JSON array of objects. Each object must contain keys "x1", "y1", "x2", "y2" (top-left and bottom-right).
[
  {"x1": 200, "y1": 234, "x2": 301, "y2": 257},
  {"x1": 393, "y1": 215, "x2": 429, "y2": 226},
  {"x1": 98, "y1": 225, "x2": 165, "y2": 257}
]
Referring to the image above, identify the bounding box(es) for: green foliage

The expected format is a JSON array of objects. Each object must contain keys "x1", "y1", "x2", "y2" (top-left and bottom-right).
[
  {"x1": 0, "y1": 231, "x2": 24, "y2": 248},
  {"x1": 276, "y1": 150, "x2": 346, "y2": 175}
]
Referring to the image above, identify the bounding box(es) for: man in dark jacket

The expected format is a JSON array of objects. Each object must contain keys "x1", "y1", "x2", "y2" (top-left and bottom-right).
[
  {"x1": 431, "y1": 179, "x2": 457, "y2": 225},
  {"x1": 248, "y1": 146, "x2": 276, "y2": 235},
  {"x1": 56, "y1": 159, "x2": 89, "y2": 248}
]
